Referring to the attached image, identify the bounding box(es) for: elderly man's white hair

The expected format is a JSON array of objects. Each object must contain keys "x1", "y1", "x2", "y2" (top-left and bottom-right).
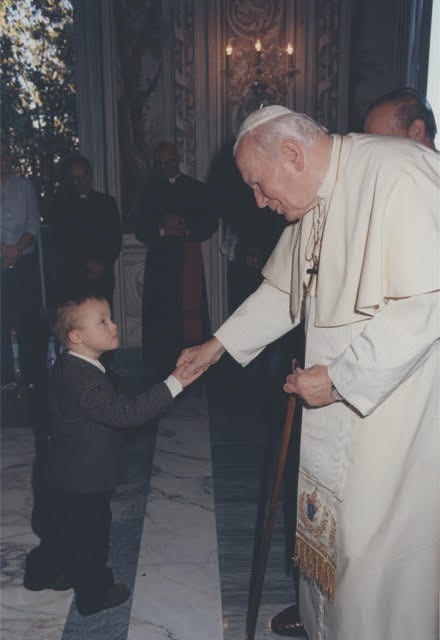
[{"x1": 233, "y1": 105, "x2": 328, "y2": 157}]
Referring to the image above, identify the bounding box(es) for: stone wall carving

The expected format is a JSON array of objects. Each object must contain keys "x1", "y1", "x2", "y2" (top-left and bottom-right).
[
  {"x1": 173, "y1": 1, "x2": 197, "y2": 176},
  {"x1": 115, "y1": 0, "x2": 164, "y2": 227},
  {"x1": 315, "y1": 0, "x2": 342, "y2": 130},
  {"x1": 115, "y1": 235, "x2": 146, "y2": 348},
  {"x1": 227, "y1": 0, "x2": 280, "y2": 38}
]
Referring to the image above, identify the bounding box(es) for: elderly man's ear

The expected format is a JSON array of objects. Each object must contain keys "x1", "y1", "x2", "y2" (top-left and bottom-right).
[
  {"x1": 407, "y1": 118, "x2": 427, "y2": 143},
  {"x1": 281, "y1": 139, "x2": 305, "y2": 171}
]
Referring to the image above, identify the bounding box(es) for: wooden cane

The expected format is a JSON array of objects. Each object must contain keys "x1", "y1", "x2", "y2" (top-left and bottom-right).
[{"x1": 244, "y1": 392, "x2": 298, "y2": 640}]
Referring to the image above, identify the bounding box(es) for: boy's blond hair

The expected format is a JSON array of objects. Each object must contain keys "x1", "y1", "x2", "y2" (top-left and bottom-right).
[{"x1": 50, "y1": 293, "x2": 106, "y2": 347}]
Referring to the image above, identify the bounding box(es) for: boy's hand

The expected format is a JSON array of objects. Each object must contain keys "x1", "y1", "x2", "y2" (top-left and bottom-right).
[{"x1": 172, "y1": 363, "x2": 207, "y2": 388}]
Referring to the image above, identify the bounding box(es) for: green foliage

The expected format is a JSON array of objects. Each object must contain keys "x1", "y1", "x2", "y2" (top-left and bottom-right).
[{"x1": 1, "y1": 0, "x2": 78, "y2": 216}]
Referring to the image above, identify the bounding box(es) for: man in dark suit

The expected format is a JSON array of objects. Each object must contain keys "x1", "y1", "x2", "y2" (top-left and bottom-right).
[{"x1": 135, "y1": 142, "x2": 218, "y2": 381}]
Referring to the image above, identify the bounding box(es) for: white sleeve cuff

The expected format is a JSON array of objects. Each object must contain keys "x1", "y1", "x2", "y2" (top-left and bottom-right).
[{"x1": 164, "y1": 375, "x2": 183, "y2": 398}]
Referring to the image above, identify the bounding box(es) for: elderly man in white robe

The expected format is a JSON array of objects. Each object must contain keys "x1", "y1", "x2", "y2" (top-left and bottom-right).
[
  {"x1": 269, "y1": 86, "x2": 439, "y2": 638},
  {"x1": 178, "y1": 106, "x2": 440, "y2": 640}
]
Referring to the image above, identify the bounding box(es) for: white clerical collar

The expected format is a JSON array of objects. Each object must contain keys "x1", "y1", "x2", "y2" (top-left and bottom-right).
[
  {"x1": 168, "y1": 173, "x2": 180, "y2": 184},
  {"x1": 68, "y1": 350, "x2": 106, "y2": 373},
  {"x1": 317, "y1": 135, "x2": 340, "y2": 201},
  {"x1": 316, "y1": 134, "x2": 350, "y2": 202}
]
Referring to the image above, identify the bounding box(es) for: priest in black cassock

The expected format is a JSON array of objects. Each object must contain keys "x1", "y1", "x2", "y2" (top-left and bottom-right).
[
  {"x1": 52, "y1": 155, "x2": 122, "y2": 305},
  {"x1": 135, "y1": 142, "x2": 217, "y2": 381}
]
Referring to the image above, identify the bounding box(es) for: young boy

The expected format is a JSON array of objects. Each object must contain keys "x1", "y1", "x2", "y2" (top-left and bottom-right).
[{"x1": 23, "y1": 292, "x2": 203, "y2": 615}]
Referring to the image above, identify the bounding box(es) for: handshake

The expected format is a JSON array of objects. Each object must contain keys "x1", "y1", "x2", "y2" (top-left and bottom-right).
[{"x1": 168, "y1": 338, "x2": 225, "y2": 390}]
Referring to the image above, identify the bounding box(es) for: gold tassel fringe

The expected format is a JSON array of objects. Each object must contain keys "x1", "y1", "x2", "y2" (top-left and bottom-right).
[{"x1": 293, "y1": 533, "x2": 336, "y2": 602}]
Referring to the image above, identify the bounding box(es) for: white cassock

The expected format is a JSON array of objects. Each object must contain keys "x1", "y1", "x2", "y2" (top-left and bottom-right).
[{"x1": 215, "y1": 134, "x2": 440, "y2": 640}]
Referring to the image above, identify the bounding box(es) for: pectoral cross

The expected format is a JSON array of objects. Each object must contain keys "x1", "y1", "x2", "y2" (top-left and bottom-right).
[{"x1": 304, "y1": 261, "x2": 319, "y2": 295}]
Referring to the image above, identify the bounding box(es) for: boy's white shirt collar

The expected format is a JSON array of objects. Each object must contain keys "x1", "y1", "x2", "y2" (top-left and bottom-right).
[{"x1": 67, "y1": 350, "x2": 106, "y2": 373}]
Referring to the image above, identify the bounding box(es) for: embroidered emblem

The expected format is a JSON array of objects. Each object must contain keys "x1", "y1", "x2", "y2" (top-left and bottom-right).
[
  {"x1": 299, "y1": 489, "x2": 328, "y2": 536},
  {"x1": 306, "y1": 490, "x2": 320, "y2": 522},
  {"x1": 295, "y1": 487, "x2": 337, "y2": 601}
]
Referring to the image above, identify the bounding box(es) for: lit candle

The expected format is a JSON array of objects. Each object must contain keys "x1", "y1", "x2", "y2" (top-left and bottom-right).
[
  {"x1": 225, "y1": 43, "x2": 232, "y2": 72},
  {"x1": 255, "y1": 38, "x2": 262, "y2": 65},
  {"x1": 287, "y1": 42, "x2": 294, "y2": 69}
]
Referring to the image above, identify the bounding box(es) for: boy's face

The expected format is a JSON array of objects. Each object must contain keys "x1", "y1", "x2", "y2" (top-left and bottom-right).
[{"x1": 69, "y1": 299, "x2": 119, "y2": 359}]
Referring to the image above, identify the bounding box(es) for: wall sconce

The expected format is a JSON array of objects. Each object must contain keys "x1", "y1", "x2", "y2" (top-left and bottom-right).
[{"x1": 224, "y1": 36, "x2": 300, "y2": 115}]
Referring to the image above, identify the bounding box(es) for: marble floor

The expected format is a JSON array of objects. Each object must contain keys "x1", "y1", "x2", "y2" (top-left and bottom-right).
[{"x1": 1, "y1": 350, "x2": 304, "y2": 640}]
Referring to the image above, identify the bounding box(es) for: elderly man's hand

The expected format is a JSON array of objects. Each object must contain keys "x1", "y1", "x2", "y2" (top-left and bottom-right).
[
  {"x1": 177, "y1": 337, "x2": 225, "y2": 378},
  {"x1": 284, "y1": 364, "x2": 335, "y2": 407}
]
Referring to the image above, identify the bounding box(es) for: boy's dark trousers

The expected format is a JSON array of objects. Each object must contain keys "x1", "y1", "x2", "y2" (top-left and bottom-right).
[{"x1": 24, "y1": 487, "x2": 115, "y2": 613}]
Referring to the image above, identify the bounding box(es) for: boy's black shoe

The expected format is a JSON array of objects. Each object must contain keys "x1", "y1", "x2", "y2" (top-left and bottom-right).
[
  {"x1": 23, "y1": 572, "x2": 73, "y2": 592},
  {"x1": 77, "y1": 582, "x2": 131, "y2": 616}
]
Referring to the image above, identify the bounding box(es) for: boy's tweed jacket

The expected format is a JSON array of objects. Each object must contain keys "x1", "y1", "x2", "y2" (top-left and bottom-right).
[{"x1": 48, "y1": 352, "x2": 173, "y2": 493}]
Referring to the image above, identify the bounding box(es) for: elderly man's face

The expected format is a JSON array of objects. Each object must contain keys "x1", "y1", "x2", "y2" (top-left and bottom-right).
[
  {"x1": 235, "y1": 134, "x2": 317, "y2": 222},
  {"x1": 364, "y1": 103, "x2": 407, "y2": 137}
]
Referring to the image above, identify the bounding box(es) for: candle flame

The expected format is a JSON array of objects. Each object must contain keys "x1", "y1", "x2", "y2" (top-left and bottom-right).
[
  {"x1": 287, "y1": 43, "x2": 294, "y2": 55},
  {"x1": 255, "y1": 39, "x2": 262, "y2": 53},
  {"x1": 225, "y1": 43, "x2": 233, "y2": 56}
]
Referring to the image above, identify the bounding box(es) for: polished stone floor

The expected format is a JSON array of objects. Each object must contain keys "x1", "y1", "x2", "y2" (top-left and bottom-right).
[{"x1": 1, "y1": 350, "x2": 304, "y2": 640}]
